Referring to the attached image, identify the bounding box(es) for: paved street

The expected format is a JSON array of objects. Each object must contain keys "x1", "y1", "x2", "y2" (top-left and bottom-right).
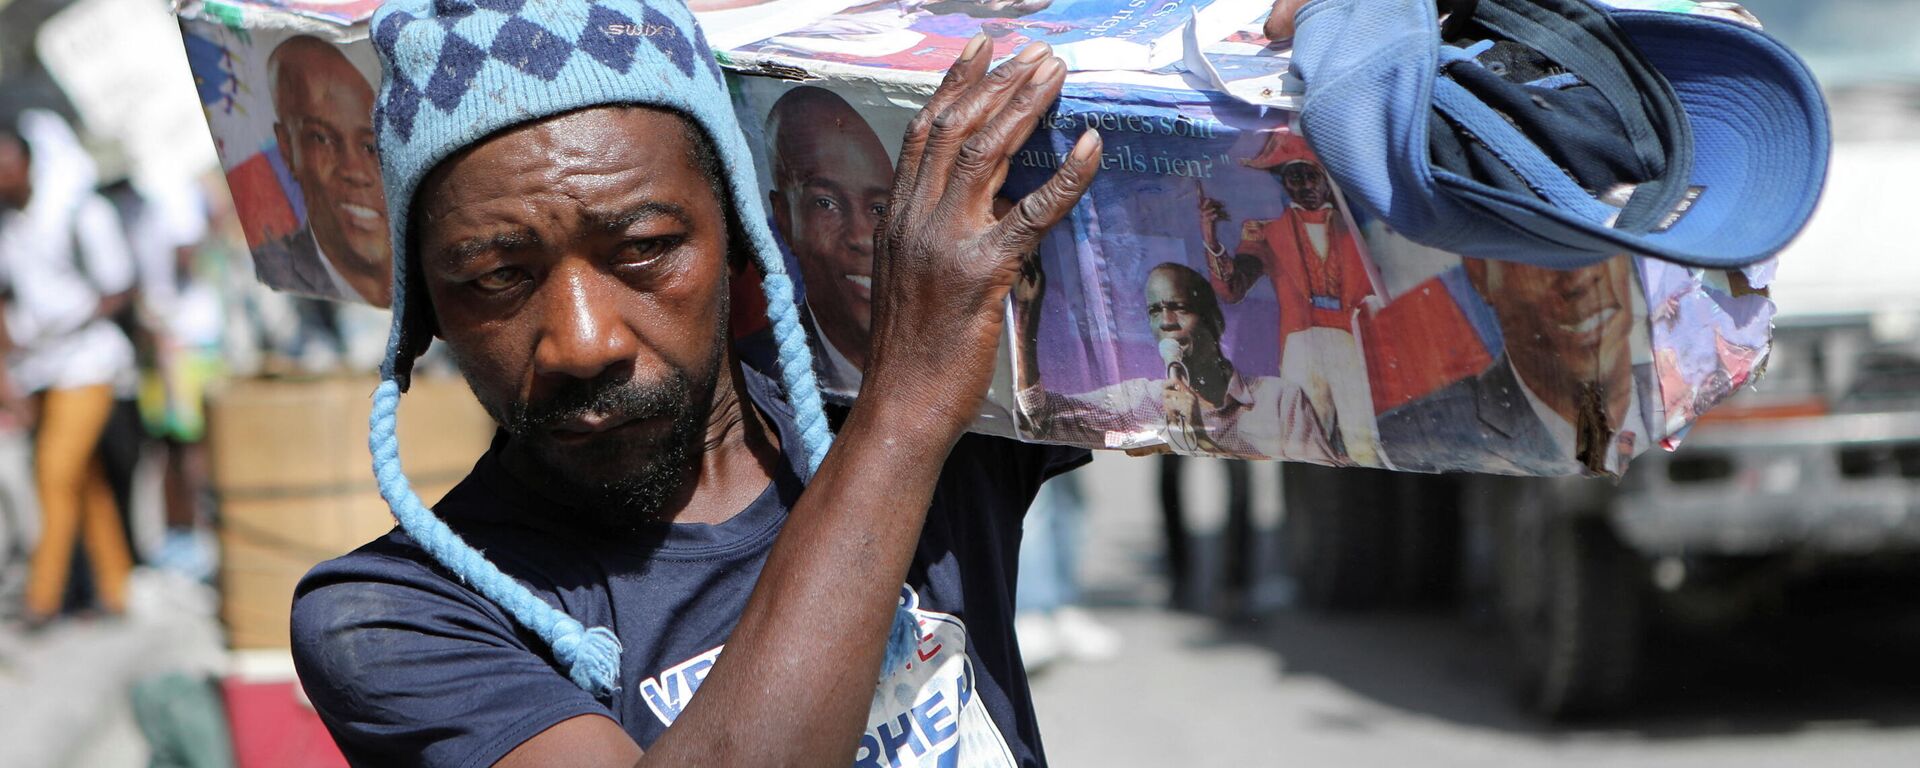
[
  {"x1": 1030, "y1": 453, "x2": 1920, "y2": 766},
  {"x1": 0, "y1": 570, "x2": 224, "y2": 768},
  {"x1": 4, "y1": 452, "x2": 1920, "y2": 766}
]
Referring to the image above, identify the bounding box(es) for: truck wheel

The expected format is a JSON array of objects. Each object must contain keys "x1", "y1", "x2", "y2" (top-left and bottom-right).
[
  {"x1": 1497, "y1": 489, "x2": 1644, "y2": 719},
  {"x1": 1386, "y1": 473, "x2": 1463, "y2": 608},
  {"x1": 1281, "y1": 463, "x2": 1392, "y2": 610}
]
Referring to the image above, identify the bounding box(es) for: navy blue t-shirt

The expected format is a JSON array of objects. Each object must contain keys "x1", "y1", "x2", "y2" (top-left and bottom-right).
[{"x1": 291, "y1": 368, "x2": 1087, "y2": 768}]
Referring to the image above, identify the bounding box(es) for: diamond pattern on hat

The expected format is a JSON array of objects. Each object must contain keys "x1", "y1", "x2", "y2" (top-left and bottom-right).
[
  {"x1": 446, "y1": 8, "x2": 511, "y2": 50},
  {"x1": 580, "y1": 4, "x2": 639, "y2": 73},
  {"x1": 689, "y1": 16, "x2": 723, "y2": 83},
  {"x1": 425, "y1": 32, "x2": 488, "y2": 110},
  {"x1": 381, "y1": 74, "x2": 425, "y2": 142},
  {"x1": 641, "y1": 5, "x2": 696, "y2": 78},
  {"x1": 374, "y1": 9, "x2": 415, "y2": 54},
  {"x1": 491, "y1": 15, "x2": 574, "y2": 80},
  {"x1": 473, "y1": 0, "x2": 527, "y2": 12}
]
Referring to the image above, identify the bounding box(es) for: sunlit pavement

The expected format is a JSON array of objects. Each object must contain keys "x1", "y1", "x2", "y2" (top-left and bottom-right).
[
  {"x1": 0, "y1": 570, "x2": 224, "y2": 768},
  {"x1": 1030, "y1": 453, "x2": 1920, "y2": 767},
  {"x1": 7, "y1": 454, "x2": 1920, "y2": 767}
]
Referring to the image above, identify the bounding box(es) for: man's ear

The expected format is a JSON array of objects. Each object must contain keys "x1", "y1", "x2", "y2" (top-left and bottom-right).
[
  {"x1": 768, "y1": 188, "x2": 790, "y2": 242},
  {"x1": 274, "y1": 121, "x2": 295, "y2": 179}
]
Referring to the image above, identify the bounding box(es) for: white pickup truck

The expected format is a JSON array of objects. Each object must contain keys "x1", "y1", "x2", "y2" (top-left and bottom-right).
[{"x1": 1279, "y1": 78, "x2": 1920, "y2": 718}]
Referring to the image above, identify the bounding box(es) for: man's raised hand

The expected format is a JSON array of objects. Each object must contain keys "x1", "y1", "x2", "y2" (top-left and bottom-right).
[{"x1": 864, "y1": 35, "x2": 1100, "y2": 432}]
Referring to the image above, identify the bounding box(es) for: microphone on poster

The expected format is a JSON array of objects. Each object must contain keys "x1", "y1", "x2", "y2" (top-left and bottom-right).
[{"x1": 1160, "y1": 337, "x2": 1189, "y2": 385}]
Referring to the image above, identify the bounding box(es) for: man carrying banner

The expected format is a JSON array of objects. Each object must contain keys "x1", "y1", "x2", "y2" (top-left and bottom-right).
[
  {"x1": 1199, "y1": 128, "x2": 1383, "y2": 465},
  {"x1": 289, "y1": 2, "x2": 1103, "y2": 765}
]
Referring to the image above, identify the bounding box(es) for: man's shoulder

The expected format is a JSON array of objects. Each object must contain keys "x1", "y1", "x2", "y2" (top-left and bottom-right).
[
  {"x1": 293, "y1": 530, "x2": 453, "y2": 613},
  {"x1": 289, "y1": 521, "x2": 529, "y2": 678},
  {"x1": 291, "y1": 481, "x2": 518, "y2": 622}
]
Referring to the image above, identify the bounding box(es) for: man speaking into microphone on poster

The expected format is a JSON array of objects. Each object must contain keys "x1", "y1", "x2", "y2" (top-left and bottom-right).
[
  {"x1": 1159, "y1": 336, "x2": 1223, "y2": 455},
  {"x1": 1014, "y1": 258, "x2": 1331, "y2": 461}
]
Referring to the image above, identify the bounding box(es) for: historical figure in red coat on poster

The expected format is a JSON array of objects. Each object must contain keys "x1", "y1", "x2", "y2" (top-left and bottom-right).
[{"x1": 1199, "y1": 128, "x2": 1384, "y2": 465}]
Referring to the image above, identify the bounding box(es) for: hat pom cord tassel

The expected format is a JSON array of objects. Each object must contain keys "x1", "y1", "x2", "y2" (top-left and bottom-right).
[{"x1": 369, "y1": 380, "x2": 624, "y2": 698}]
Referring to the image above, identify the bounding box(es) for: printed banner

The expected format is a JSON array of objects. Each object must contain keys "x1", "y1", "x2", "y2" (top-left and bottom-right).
[
  {"x1": 180, "y1": 18, "x2": 393, "y2": 306},
  {"x1": 173, "y1": 0, "x2": 1777, "y2": 476},
  {"x1": 721, "y1": 0, "x2": 1274, "y2": 74}
]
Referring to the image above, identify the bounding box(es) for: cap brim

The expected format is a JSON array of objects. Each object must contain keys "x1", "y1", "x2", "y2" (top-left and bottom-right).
[
  {"x1": 1607, "y1": 9, "x2": 1830, "y2": 268},
  {"x1": 1444, "y1": 9, "x2": 1829, "y2": 269}
]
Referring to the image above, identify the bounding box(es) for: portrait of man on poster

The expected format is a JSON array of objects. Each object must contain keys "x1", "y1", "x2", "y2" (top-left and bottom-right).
[
  {"x1": 259, "y1": 35, "x2": 393, "y2": 307},
  {"x1": 764, "y1": 86, "x2": 894, "y2": 389}
]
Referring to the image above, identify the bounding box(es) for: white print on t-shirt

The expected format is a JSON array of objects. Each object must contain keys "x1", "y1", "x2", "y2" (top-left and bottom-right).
[{"x1": 639, "y1": 585, "x2": 1017, "y2": 768}]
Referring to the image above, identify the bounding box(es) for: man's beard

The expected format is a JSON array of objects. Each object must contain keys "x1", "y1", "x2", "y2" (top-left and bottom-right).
[{"x1": 478, "y1": 339, "x2": 725, "y2": 533}]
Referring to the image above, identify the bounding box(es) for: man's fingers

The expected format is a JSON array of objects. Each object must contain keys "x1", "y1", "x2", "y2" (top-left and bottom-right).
[
  {"x1": 1264, "y1": 0, "x2": 1311, "y2": 41},
  {"x1": 911, "y1": 42, "x2": 1052, "y2": 203},
  {"x1": 942, "y1": 55, "x2": 1066, "y2": 210},
  {"x1": 894, "y1": 34, "x2": 994, "y2": 209},
  {"x1": 993, "y1": 128, "x2": 1100, "y2": 255}
]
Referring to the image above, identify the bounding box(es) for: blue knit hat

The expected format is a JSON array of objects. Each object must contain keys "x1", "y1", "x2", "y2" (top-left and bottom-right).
[{"x1": 365, "y1": 0, "x2": 917, "y2": 697}]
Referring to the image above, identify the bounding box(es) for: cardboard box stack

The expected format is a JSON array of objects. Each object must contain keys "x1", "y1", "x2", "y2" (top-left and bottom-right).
[{"x1": 207, "y1": 375, "x2": 493, "y2": 649}]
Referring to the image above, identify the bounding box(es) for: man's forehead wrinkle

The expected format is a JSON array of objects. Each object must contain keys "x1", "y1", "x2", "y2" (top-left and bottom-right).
[
  {"x1": 585, "y1": 202, "x2": 693, "y2": 232},
  {"x1": 439, "y1": 228, "x2": 541, "y2": 271}
]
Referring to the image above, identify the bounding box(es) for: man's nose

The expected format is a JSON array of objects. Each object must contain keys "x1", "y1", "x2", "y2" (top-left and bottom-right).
[
  {"x1": 847, "y1": 206, "x2": 879, "y2": 256},
  {"x1": 531, "y1": 261, "x2": 640, "y2": 382},
  {"x1": 339, "y1": 143, "x2": 378, "y2": 187}
]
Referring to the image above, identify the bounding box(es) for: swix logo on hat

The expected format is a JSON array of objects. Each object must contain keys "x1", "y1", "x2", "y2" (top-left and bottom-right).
[{"x1": 639, "y1": 586, "x2": 1016, "y2": 767}]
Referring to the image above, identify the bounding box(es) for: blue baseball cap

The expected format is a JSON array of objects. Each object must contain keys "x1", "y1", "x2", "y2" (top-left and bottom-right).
[{"x1": 1290, "y1": 0, "x2": 1830, "y2": 269}]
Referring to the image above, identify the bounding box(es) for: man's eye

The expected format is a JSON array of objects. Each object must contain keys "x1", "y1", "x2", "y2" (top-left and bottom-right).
[
  {"x1": 812, "y1": 196, "x2": 841, "y2": 213},
  {"x1": 615, "y1": 237, "x2": 680, "y2": 266},
  {"x1": 868, "y1": 202, "x2": 888, "y2": 218},
  {"x1": 471, "y1": 267, "x2": 524, "y2": 293}
]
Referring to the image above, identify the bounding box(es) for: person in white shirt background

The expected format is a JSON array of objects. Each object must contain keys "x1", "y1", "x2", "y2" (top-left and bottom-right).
[{"x1": 0, "y1": 110, "x2": 139, "y2": 626}]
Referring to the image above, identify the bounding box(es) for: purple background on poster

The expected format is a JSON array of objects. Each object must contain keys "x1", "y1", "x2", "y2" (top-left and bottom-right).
[{"x1": 1004, "y1": 87, "x2": 1294, "y2": 395}]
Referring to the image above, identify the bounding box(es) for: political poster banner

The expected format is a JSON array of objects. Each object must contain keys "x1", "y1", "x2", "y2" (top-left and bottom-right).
[{"x1": 173, "y1": 0, "x2": 1777, "y2": 476}]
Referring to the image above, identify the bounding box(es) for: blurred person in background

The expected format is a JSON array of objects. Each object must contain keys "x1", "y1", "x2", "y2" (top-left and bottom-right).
[
  {"x1": 1157, "y1": 455, "x2": 1255, "y2": 616},
  {"x1": 0, "y1": 308, "x2": 37, "y2": 610},
  {"x1": 0, "y1": 110, "x2": 140, "y2": 626},
  {"x1": 1016, "y1": 471, "x2": 1121, "y2": 670},
  {"x1": 122, "y1": 178, "x2": 224, "y2": 579}
]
